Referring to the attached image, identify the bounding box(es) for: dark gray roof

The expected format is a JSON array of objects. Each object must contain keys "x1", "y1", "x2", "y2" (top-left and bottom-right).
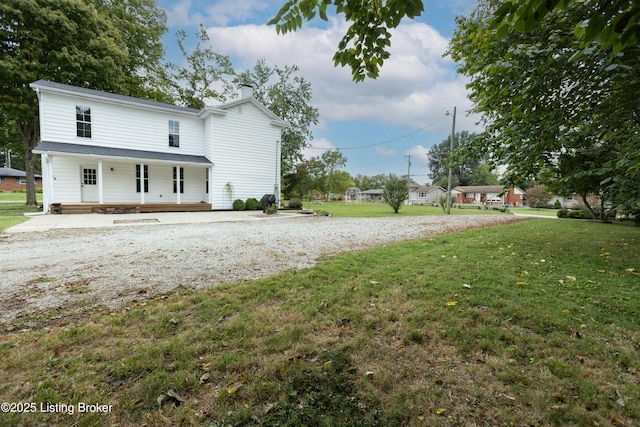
[
  {"x1": 0, "y1": 167, "x2": 42, "y2": 178},
  {"x1": 413, "y1": 185, "x2": 445, "y2": 193},
  {"x1": 30, "y1": 80, "x2": 200, "y2": 115},
  {"x1": 34, "y1": 141, "x2": 213, "y2": 165}
]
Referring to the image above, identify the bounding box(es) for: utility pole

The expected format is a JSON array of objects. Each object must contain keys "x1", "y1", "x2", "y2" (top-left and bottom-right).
[
  {"x1": 446, "y1": 107, "x2": 456, "y2": 215},
  {"x1": 405, "y1": 155, "x2": 412, "y2": 184}
]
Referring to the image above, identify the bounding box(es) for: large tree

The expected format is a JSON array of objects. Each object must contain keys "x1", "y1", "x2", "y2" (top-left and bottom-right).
[
  {"x1": 90, "y1": 0, "x2": 169, "y2": 100},
  {"x1": 0, "y1": 0, "x2": 167, "y2": 205},
  {"x1": 235, "y1": 59, "x2": 320, "y2": 178},
  {"x1": 428, "y1": 131, "x2": 498, "y2": 187},
  {"x1": 353, "y1": 173, "x2": 387, "y2": 191},
  {"x1": 491, "y1": 0, "x2": 640, "y2": 55},
  {"x1": 449, "y1": 0, "x2": 640, "y2": 219},
  {"x1": 168, "y1": 25, "x2": 236, "y2": 109}
]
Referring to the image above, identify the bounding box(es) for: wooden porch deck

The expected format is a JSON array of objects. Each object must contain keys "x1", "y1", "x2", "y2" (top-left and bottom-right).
[{"x1": 51, "y1": 203, "x2": 213, "y2": 214}]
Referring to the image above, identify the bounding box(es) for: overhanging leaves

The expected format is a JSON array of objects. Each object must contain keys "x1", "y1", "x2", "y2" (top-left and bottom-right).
[{"x1": 269, "y1": 0, "x2": 424, "y2": 82}]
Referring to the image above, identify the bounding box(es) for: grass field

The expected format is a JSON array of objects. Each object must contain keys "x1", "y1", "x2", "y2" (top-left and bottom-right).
[
  {"x1": 0, "y1": 191, "x2": 43, "y2": 202},
  {"x1": 302, "y1": 200, "x2": 506, "y2": 217},
  {"x1": 0, "y1": 203, "x2": 42, "y2": 231},
  {"x1": 1, "y1": 218, "x2": 638, "y2": 426},
  {"x1": 510, "y1": 207, "x2": 560, "y2": 217}
]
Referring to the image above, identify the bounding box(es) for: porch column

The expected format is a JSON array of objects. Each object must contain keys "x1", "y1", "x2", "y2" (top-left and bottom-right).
[
  {"x1": 43, "y1": 154, "x2": 54, "y2": 210},
  {"x1": 176, "y1": 166, "x2": 181, "y2": 204},
  {"x1": 208, "y1": 166, "x2": 214, "y2": 209},
  {"x1": 139, "y1": 163, "x2": 145, "y2": 205},
  {"x1": 97, "y1": 159, "x2": 104, "y2": 204}
]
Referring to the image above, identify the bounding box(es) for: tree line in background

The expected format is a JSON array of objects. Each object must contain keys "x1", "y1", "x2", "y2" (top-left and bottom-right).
[{"x1": 281, "y1": 130, "x2": 504, "y2": 201}]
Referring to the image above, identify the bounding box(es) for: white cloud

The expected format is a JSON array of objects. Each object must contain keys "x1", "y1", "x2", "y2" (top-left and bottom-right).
[
  {"x1": 163, "y1": 0, "x2": 271, "y2": 28},
  {"x1": 376, "y1": 146, "x2": 396, "y2": 156},
  {"x1": 163, "y1": 0, "x2": 204, "y2": 28},
  {"x1": 203, "y1": 19, "x2": 480, "y2": 133},
  {"x1": 302, "y1": 138, "x2": 336, "y2": 160},
  {"x1": 406, "y1": 145, "x2": 431, "y2": 168}
]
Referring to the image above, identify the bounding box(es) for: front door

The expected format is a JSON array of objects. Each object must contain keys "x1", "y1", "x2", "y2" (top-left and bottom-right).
[{"x1": 80, "y1": 166, "x2": 98, "y2": 202}]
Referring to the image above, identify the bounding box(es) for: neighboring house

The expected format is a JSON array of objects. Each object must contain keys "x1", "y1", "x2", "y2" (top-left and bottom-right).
[
  {"x1": 361, "y1": 189, "x2": 383, "y2": 202},
  {"x1": 549, "y1": 193, "x2": 581, "y2": 209},
  {"x1": 31, "y1": 80, "x2": 287, "y2": 213},
  {"x1": 452, "y1": 185, "x2": 524, "y2": 206},
  {"x1": 408, "y1": 185, "x2": 446, "y2": 205},
  {"x1": 0, "y1": 167, "x2": 42, "y2": 192}
]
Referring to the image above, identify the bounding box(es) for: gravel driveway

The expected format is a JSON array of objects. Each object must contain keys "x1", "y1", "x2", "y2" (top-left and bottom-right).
[{"x1": 0, "y1": 214, "x2": 523, "y2": 327}]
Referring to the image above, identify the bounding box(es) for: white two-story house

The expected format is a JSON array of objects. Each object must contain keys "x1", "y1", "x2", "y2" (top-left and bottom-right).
[{"x1": 31, "y1": 80, "x2": 287, "y2": 213}]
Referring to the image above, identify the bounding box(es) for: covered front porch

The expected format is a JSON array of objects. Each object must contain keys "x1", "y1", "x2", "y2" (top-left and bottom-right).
[{"x1": 35, "y1": 141, "x2": 215, "y2": 214}]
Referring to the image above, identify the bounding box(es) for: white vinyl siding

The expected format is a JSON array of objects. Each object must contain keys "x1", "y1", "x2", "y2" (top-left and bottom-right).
[
  {"x1": 49, "y1": 156, "x2": 83, "y2": 203},
  {"x1": 210, "y1": 103, "x2": 280, "y2": 209},
  {"x1": 39, "y1": 92, "x2": 204, "y2": 156}
]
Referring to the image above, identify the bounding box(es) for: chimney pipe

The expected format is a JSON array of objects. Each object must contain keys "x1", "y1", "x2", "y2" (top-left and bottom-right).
[{"x1": 240, "y1": 85, "x2": 254, "y2": 99}]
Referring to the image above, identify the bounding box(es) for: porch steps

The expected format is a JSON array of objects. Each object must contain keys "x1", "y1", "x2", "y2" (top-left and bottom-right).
[{"x1": 51, "y1": 203, "x2": 213, "y2": 214}]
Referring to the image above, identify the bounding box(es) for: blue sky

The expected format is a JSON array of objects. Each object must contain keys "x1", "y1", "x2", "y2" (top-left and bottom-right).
[{"x1": 157, "y1": 0, "x2": 481, "y2": 183}]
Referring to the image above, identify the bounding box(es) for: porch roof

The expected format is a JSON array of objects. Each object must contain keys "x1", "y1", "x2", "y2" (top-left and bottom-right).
[{"x1": 34, "y1": 141, "x2": 213, "y2": 166}]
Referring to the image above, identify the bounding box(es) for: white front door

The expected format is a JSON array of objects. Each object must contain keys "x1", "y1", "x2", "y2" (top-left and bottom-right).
[{"x1": 81, "y1": 166, "x2": 98, "y2": 202}]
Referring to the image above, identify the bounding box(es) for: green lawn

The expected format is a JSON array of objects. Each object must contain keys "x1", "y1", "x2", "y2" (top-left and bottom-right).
[
  {"x1": 301, "y1": 200, "x2": 506, "y2": 217},
  {"x1": 0, "y1": 202, "x2": 42, "y2": 231},
  {"x1": 0, "y1": 191, "x2": 43, "y2": 202},
  {"x1": 1, "y1": 219, "x2": 638, "y2": 426},
  {"x1": 510, "y1": 207, "x2": 560, "y2": 217}
]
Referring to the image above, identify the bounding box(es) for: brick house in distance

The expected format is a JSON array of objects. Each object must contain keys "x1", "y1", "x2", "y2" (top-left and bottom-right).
[{"x1": 0, "y1": 167, "x2": 42, "y2": 192}]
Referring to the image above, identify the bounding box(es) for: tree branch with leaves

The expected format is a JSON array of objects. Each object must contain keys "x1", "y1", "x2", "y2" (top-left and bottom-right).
[{"x1": 269, "y1": 0, "x2": 424, "y2": 82}]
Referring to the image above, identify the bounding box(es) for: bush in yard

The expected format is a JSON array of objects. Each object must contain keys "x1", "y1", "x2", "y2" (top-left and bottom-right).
[
  {"x1": 382, "y1": 174, "x2": 409, "y2": 213},
  {"x1": 525, "y1": 185, "x2": 553, "y2": 208},
  {"x1": 439, "y1": 195, "x2": 454, "y2": 212},
  {"x1": 232, "y1": 199, "x2": 245, "y2": 211},
  {"x1": 553, "y1": 199, "x2": 562, "y2": 209},
  {"x1": 557, "y1": 210, "x2": 568, "y2": 218},
  {"x1": 265, "y1": 203, "x2": 278, "y2": 215},
  {"x1": 568, "y1": 209, "x2": 591, "y2": 219},
  {"x1": 245, "y1": 198, "x2": 261, "y2": 211},
  {"x1": 288, "y1": 198, "x2": 303, "y2": 209}
]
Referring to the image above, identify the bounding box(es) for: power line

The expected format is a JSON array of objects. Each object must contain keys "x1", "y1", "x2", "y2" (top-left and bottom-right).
[{"x1": 306, "y1": 116, "x2": 449, "y2": 151}]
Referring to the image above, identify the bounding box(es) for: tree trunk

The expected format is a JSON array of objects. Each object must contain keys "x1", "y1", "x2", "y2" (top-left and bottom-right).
[
  {"x1": 17, "y1": 117, "x2": 39, "y2": 206},
  {"x1": 580, "y1": 192, "x2": 597, "y2": 220}
]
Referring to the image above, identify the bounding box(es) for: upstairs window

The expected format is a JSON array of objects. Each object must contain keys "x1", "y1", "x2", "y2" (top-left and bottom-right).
[
  {"x1": 169, "y1": 120, "x2": 180, "y2": 147},
  {"x1": 76, "y1": 106, "x2": 92, "y2": 138}
]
